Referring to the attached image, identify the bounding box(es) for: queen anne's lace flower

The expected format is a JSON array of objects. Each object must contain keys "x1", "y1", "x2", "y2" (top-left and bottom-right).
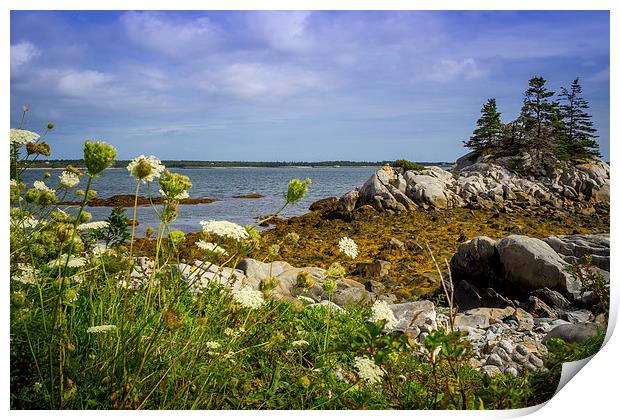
[
  {"x1": 291, "y1": 339, "x2": 309, "y2": 348},
  {"x1": 338, "y1": 237, "x2": 359, "y2": 259},
  {"x1": 59, "y1": 171, "x2": 80, "y2": 188},
  {"x1": 354, "y1": 356, "x2": 384, "y2": 384},
  {"x1": 200, "y1": 220, "x2": 249, "y2": 241},
  {"x1": 369, "y1": 300, "x2": 398, "y2": 330},
  {"x1": 12, "y1": 263, "x2": 39, "y2": 285},
  {"x1": 127, "y1": 155, "x2": 165, "y2": 183},
  {"x1": 33, "y1": 180, "x2": 55, "y2": 193},
  {"x1": 233, "y1": 286, "x2": 265, "y2": 309},
  {"x1": 76, "y1": 221, "x2": 109, "y2": 231},
  {"x1": 195, "y1": 240, "x2": 228, "y2": 256},
  {"x1": 48, "y1": 254, "x2": 87, "y2": 268},
  {"x1": 87, "y1": 324, "x2": 117, "y2": 334},
  {"x1": 10, "y1": 129, "x2": 40, "y2": 146}
]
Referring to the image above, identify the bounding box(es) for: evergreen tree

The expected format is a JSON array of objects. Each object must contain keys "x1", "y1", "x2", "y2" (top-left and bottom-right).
[
  {"x1": 558, "y1": 77, "x2": 600, "y2": 160},
  {"x1": 464, "y1": 98, "x2": 502, "y2": 153},
  {"x1": 520, "y1": 76, "x2": 559, "y2": 147}
]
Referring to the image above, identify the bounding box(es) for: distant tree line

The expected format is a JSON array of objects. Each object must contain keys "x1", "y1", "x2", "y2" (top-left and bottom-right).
[
  {"x1": 27, "y1": 159, "x2": 456, "y2": 169},
  {"x1": 464, "y1": 77, "x2": 600, "y2": 161}
]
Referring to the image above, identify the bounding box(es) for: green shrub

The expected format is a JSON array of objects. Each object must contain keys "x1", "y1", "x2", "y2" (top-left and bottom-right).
[{"x1": 392, "y1": 159, "x2": 425, "y2": 171}]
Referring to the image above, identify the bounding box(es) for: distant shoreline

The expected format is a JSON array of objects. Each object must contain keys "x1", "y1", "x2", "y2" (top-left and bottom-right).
[{"x1": 25, "y1": 160, "x2": 455, "y2": 170}]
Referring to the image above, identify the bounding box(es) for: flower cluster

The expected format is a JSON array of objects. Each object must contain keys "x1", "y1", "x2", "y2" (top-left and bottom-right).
[
  {"x1": 285, "y1": 178, "x2": 312, "y2": 205},
  {"x1": 33, "y1": 180, "x2": 55, "y2": 193},
  {"x1": 47, "y1": 254, "x2": 87, "y2": 268},
  {"x1": 87, "y1": 324, "x2": 117, "y2": 334},
  {"x1": 59, "y1": 171, "x2": 80, "y2": 188},
  {"x1": 196, "y1": 240, "x2": 228, "y2": 256},
  {"x1": 338, "y1": 237, "x2": 359, "y2": 259},
  {"x1": 127, "y1": 155, "x2": 165, "y2": 183},
  {"x1": 12, "y1": 263, "x2": 39, "y2": 285},
  {"x1": 232, "y1": 286, "x2": 265, "y2": 309},
  {"x1": 354, "y1": 356, "x2": 384, "y2": 385},
  {"x1": 369, "y1": 300, "x2": 398, "y2": 331},
  {"x1": 10, "y1": 129, "x2": 40, "y2": 146},
  {"x1": 291, "y1": 339, "x2": 309, "y2": 348},
  {"x1": 159, "y1": 170, "x2": 192, "y2": 200},
  {"x1": 76, "y1": 221, "x2": 109, "y2": 231},
  {"x1": 200, "y1": 220, "x2": 249, "y2": 241},
  {"x1": 83, "y1": 140, "x2": 117, "y2": 177}
]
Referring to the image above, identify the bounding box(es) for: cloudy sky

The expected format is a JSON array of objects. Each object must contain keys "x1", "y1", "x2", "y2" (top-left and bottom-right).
[{"x1": 10, "y1": 10, "x2": 610, "y2": 161}]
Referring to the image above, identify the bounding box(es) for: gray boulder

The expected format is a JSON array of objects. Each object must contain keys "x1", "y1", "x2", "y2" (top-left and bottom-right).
[
  {"x1": 390, "y1": 301, "x2": 437, "y2": 334},
  {"x1": 543, "y1": 323, "x2": 603, "y2": 344},
  {"x1": 496, "y1": 235, "x2": 581, "y2": 297}
]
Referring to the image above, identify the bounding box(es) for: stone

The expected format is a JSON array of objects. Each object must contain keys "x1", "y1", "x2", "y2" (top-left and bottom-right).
[
  {"x1": 309, "y1": 197, "x2": 340, "y2": 212},
  {"x1": 504, "y1": 367, "x2": 518, "y2": 377},
  {"x1": 450, "y1": 236, "x2": 499, "y2": 284},
  {"x1": 530, "y1": 288, "x2": 571, "y2": 310},
  {"x1": 510, "y1": 308, "x2": 534, "y2": 330},
  {"x1": 454, "y1": 314, "x2": 490, "y2": 329},
  {"x1": 465, "y1": 307, "x2": 516, "y2": 324},
  {"x1": 543, "y1": 323, "x2": 602, "y2": 344},
  {"x1": 528, "y1": 354, "x2": 544, "y2": 369},
  {"x1": 356, "y1": 260, "x2": 391, "y2": 278},
  {"x1": 561, "y1": 309, "x2": 593, "y2": 323},
  {"x1": 339, "y1": 189, "x2": 360, "y2": 212},
  {"x1": 544, "y1": 234, "x2": 610, "y2": 272},
  {"x1": 497, "y1": 339, "x2": 514, "y2": 354},
  {"x1": 332, "y1": 284, "x2": 374, "y2": 307},
  {"x1": 528, "y1": 296, "x2": 557, "y2": 319},
  {"x1": 515, "y1": 344, "x2": 530, "y2": 356},
  {"x1": 390, "y1": 301, "x2": 437, "y2": 333},
  {"x1": 486, "y1": 354, "x2": 504, "y2": 368},
  {"x1": 388, "y1": 237, "x2": 406, "y2": 251},
  {"x1": 482, "y1": 365, "x2": 502, "y2": 376},
  {"x1": 496, "y1": 235, "x2": 581, "y2": 296}
]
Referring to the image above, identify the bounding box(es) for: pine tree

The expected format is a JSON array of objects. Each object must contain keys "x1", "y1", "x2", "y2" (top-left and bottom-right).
[
  {"x1": 520, "y1": 76, "x2": 559, "y2": 147},
  {"x1": 464, "y1": 98, "x2": 502, "y2": 153},
  {"x1": 558, "y1": 78, "x2": 600, "y2": 160}
]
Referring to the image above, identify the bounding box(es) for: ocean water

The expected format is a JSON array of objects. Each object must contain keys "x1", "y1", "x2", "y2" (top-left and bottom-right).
[{"x1": 21, "y1": 167, "x2": 379, "y2": 235}]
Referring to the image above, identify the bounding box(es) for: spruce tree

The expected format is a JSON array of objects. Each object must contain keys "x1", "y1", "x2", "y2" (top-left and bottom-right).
[
  {"x1": 558, "y1": 77, "x2": 600, "y2": 160},
  {"x1": 464, "y1": 98, "x2": 502, "y2": 154},
  {"x1": 520, "y1": 76, "x2": 558, "y2": 147}
]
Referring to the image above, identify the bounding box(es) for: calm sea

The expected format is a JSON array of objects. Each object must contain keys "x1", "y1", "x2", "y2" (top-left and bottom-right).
[{"x1": 21, "y1": 167, "x2": 379, "y2": 235}]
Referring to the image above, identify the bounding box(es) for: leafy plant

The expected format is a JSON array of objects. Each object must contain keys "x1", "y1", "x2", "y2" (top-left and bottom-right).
[{"x1": 392, "y1": 159, "x2": 424, "y2": 171}]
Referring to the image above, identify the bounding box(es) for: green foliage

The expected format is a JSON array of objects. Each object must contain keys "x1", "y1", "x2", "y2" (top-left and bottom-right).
[
  {"x1": 464, "y1": 98, "x2": 502, "y2": 153},
  {"x1": 565, "y1": 255, "x2": 609, "y2": 317},
  {"x1": 96, "y1": 207, "x2": 131, "y2": 248},
  {"x1": 557, "y1": 78, "x2": 600, "y2": 160},
  {"x1": 285, "y1": 178, "x2": 312, "y2": 205},
  {"x1": 392, "y1": 159, "x2": 424, "y2": 171}
]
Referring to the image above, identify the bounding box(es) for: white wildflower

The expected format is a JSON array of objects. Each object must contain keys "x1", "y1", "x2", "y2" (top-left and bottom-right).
[
  {"x1": 10, "y1": 128, "x2": 39, "y2": 146},
  {"x1": 159, "y1": 188, "x2": 189, "y2": 200},
  {"x1": 291, "y1": 339, "x2": 309, "y2": 348},
  {"x1": 200, "y1": 220, "x2": 249, "y2": 241},
  {"x1": 338, "y1": 237, "x2": 359, "y2": 259},
  {"x1": 195, "y1": 240, "x2": 228, "y2": 256},
  {"x1": 354, "y1": 356, "x2": 384, "y2": 385},
  {"x1": 233, "y1": 286, "x2": 265, "y2": 309},
  {"x1": 369, "y1": 300, "x2": 398, "y2": 331},
  {"x1": 11, "y1": 215, "x2": 39, "y2": 229},
  {"x1": 87, "y1": 324, "x2": 117, "y2": 334},
  {"x1": 76, "y1": 221, "x2": 109, "y2": 231},
  {"x1": 10, "y1": 179, "x2": 18, "y2": 187},
  {"x1": 205, "y1": 341, "x2": 221, "y2": 350},
  {"x1": 33, "y1": 180, "x2": 55, "y2": 193},
  {"x1": 127, "y1": 155, "x2": 165, "y2": 183},
  {"x1": 12, "y1": 263, "x2": 39, "y2": 285},
  {"x1": 48, "y1": 254, "x2": 87, "y2": 268},
  {"x1": 59, "y1": 171, "x2": 80, "y2": 188},
  {"x1": 224, "y1": 327, "x2": 235, "y2": 337}
]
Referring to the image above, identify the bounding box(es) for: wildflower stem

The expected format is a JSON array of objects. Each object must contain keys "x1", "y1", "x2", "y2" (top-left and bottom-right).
[{"x1": 128, "y1": 182, "x2": 141, "y2": 256}]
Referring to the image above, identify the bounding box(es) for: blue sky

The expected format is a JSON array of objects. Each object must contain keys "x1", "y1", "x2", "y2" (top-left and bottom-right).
[{"x1": 10, "y1": 10, "x2": 610, "y2": 161}]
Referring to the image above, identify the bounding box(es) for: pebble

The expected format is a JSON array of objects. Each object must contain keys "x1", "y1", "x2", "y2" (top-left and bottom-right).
[
  {"x1": 486, "y1": 354, "x2": 504, "y2": 367},
  {"x1": 528, "y1": 354, "x2": 544, "y2": 368},
  {"x1": 482, "y1": 365, "x2": 502, "y2": 376},
  {"x1": 515, "y1": 344, "x2": 530, "y2": 356},
  {"x1": 498, "y1": 339, "x2": 514, "y2": 354},
  {"x1": 504, "y1": 367, "x2": 518, "y2": 377}
]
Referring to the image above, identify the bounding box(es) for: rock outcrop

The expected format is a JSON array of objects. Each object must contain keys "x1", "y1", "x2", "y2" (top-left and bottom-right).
[{"x1": 335, "y1": 152, "x2": 609, "y2": 213}]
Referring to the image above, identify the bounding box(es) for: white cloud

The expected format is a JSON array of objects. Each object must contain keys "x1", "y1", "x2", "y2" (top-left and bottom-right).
[
  {"x1": 11, "y1": 41, "x2": 40, "y2": 72},
  {"x1": 248, "y1": 11, "x2": 314, "y2": 52},
  {"x1": 120, "y1": 11, "x2": 221, "y2": 57},
  {"x1": 56, "y1": 69, "x2": 116, "y2": 98},
  {"x1": 426, "y1": 58, "x2": 486, "y2": 82},
  {"x1": 199, "y1": 62, "x2": 328, "y2": 101}
]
